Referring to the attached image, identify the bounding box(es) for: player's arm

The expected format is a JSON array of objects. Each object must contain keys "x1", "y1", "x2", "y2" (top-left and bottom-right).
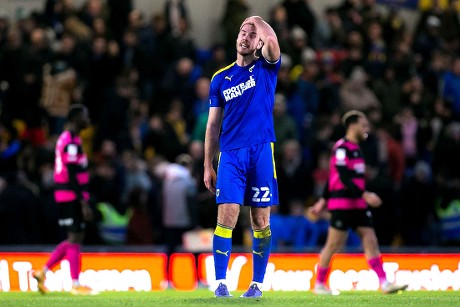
[
  {"x1": 244, "y1": 16, "x2": 280, "y2": 62},
  {"x1": 337, "y1": 165, "x2": 382, "y2": 206},
  {"x1": 336, "y1": 165, "x2": 364, "y2": 197},
  {"x1": 335, "y1": 147, "x2": 382, "y2": 206},
  {"x1": 204, "y1": 107, "x2": 223, "y2": 194},
  {"x1": 310, "y1": 181, "x2": 329, "y2": 216},
  {"x1": 64, "y1": 143, "x2": 85, "y2": 201}
]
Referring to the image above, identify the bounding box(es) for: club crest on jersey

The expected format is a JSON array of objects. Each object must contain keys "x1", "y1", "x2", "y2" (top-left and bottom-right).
[
  {"x1": 354, "y1": 163, "x2": 365, "y2": 174},
  {"x1": 222, "y1": 75, "x2": 256, "y2": 102}
]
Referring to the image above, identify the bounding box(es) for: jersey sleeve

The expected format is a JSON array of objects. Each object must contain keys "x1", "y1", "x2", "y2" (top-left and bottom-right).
[
  {"x1": 209, "y1": 75, "x2": 223, "y2": 108},
  {"x1": 261, "y1": 55, "x2": 281, "y2": 73}
]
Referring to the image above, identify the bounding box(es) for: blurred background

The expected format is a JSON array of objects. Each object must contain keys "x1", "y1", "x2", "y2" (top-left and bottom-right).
[{"x1": 0, "y1": 0, "x2": 459, "y2": 252}]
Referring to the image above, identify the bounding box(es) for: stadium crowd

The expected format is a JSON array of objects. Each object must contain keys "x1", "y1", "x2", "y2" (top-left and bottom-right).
[{"x1": 0, "y1": 0, "x2": 460, "y2": 250}]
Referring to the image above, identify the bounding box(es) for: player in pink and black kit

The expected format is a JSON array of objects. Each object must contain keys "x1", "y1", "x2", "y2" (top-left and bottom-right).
[
  {"x1": 33, "y1": 104, "x2": 95, "y2": 295},
  {"x1": 310, "y1": 111, "x2": 407, "y2": 295}
]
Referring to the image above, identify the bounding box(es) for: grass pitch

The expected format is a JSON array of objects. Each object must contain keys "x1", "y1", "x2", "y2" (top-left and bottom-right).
[{"x1": 0, "y1": 289, "x2": 459, "y2": 307}]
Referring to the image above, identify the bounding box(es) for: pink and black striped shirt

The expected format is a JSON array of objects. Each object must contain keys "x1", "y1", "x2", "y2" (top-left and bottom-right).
[
  {"x1": 54, "y1": 130, "x2": 89, "y2": 203},
  {"x1": 325, "y1": 138, "x2": 366, "y2": 210}
]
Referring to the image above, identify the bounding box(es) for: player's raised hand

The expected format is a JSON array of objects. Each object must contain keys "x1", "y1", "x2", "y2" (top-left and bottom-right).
[
  {"x1": 243, "y1": 16, "x2": 262, "y2": 25},
  {"x1": 363, "y1": 191, "x2": 382, "y2": 208},
  {"x1": 204, "y1": 166, "x2": 217, "y2": 194}
]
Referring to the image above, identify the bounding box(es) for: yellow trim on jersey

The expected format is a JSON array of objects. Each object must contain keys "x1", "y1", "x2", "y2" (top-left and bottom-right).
[
  {"x1": 214, "y1": 224, "x2": 233, "y2": 238},
  {"x1": 211, "y1": 62, "x2": 236, "y2": 81},
  {"x1": 253, "y1": 226, "x2": 271, "y2": 238},
  {"x1": 271, "y1": 142, "x2": 277, "y2": 179}
]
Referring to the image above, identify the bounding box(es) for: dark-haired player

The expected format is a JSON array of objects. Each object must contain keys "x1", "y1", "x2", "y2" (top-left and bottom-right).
[
  {"x1": 33, "y1": 104, "x2": 96, "y2": 295},
  {"x1": 310, "y1": 110, "x2": 407, "y2": 295}
]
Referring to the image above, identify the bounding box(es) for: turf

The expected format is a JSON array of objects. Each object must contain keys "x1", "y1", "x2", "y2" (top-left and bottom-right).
[{"x1": 0, "y1": 289, "x2": 458, "y2": 307}]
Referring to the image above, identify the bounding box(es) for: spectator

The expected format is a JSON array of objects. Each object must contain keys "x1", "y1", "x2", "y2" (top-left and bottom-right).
[
  {"x1": 313, "y1": 8, "x2": 346, "y2": 49},
  {"x1": 0, "y1": 172, "x2": 42, "y2": 244},
  {"x1": 372, "y1": 66, "x2": 401, "y2": 122},
  {"x1": 83, "y1": 36, "x2": 122, "y2": 122},
  {"x1": 400, "y1": 161, "x2": 436, "y2": 245},
  {"x1": 366, "y1": 164, "x2": 397, "y2": 246},
  {"x1": 284, "y1": 26, "x2": 309, "y2": 67},
  {"x1": 90, "y1": 139, "x2": 126, "y2": 213},
  {"x1": 282, "y1": 0, "x2": 316, "y2": 38},
  {"x1": 433, "y1": 121, "x2": 460, "y2": 182},
  {"x1": 192, "y1": 77, "x2": 210, "y2": 120},
  {"x1": 160, "y1": 57, "x2": 200, "y2": 115},
  {"x1": 394, "y1": 107, "x2": 419, "y2": 167},
  {"x1": 78, "y1": 0, "x2": 107, "y2": 29},
  {"x1": 155, "y1": 154, "x2": 197, "y2": 255},
  {"x1": 126, "y1": 186, "x2": 153, "y2": 244},
  {"x1": 441, "y1": 56, "x2": 460, "y2": 119},
  {"x1": 107, "y1": 0, "x2": 132, "y2": 42},
  {"x1": 364, "y1": 21, "x2": 386, "y2": 80},
  {"x1": 169, "y1": 16, "x2": 196, "y2": 62},
  {"x1": 269, "y1": 5, "x2": 290, "y2": 44},
  {"x1": 221, "y1": 0, "x2": 249, "y2": 60},
  {"x1": 202, "y1": 44, "x2": 228, "y2": 79},
  {"x1": 273, "y1": 93, "x2": 298, "y2": 156},
  {"x1": 40, "y1": 60, "x2": 77, "y2": 135},
  {"x1": 164, "y1": 0, "x2": 188, "y2": 38},
  {"x1": 142, "y1": 110, "x2": 186, "y2": 163},
  {"x1": 339, "y1": 66, "x2": 380, "y2": 112},
  {"x1": 276, "y1": 139, "x2": 313, "y2": 215},
  {"x1": 375, "y1": 125, "x2": 405, "y2": 186},
  {"x1": 121, "y1": 150, "x2": 152, "y2": 205}
]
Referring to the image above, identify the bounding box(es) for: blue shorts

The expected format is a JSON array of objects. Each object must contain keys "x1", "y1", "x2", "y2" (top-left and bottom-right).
[{"x1": 216, "y1": 142, "x2": 279, "y2": 207}]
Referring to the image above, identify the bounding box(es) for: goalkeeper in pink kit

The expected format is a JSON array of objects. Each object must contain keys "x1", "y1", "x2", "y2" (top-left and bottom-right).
[{"x1": 310, "y1": 110, "x2": 407, "y2": 295}]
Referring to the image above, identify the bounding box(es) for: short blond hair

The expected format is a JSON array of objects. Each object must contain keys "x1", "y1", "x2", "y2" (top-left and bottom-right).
[{"x1": 342, "y1": 110, "x2": 366, "y2": 128}]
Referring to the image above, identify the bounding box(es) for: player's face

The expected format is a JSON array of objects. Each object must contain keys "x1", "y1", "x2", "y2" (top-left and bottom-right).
[
  {"x1": 236, "y1": 24, "x2": 260, "y2": 56},
  {"x1": 355, "y1": 116, "x2": 369, "y2": 142}
]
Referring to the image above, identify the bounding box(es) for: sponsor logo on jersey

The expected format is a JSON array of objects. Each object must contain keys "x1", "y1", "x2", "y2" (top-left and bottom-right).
[{"x1": 222, "y1": 76, "x2": 256, "y2": 102}]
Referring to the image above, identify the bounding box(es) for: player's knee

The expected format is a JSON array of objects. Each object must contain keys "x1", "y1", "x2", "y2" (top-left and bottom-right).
[{"x1": 251, "y1": 215, "x2": 269, "y2": 230}]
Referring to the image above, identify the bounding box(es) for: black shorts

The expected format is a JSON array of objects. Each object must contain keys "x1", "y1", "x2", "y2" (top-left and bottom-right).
[
  {"x1": 58, "y1": 200, "x2": 86, "y2": 232},
  {"x1": 330, "y1": 209, "x2": 373, "y2": 231}
]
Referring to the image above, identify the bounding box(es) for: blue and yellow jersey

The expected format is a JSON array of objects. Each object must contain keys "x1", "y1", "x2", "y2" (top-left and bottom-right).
[{"x1": 209, "y1": 56, "x2": 281, "y2": 151}]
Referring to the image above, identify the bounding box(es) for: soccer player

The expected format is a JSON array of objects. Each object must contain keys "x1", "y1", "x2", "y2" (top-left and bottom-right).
[
  {"x1": 203, "y1": 16, "x2": 281, "y2": 298},
  {"x1": 33, "y1": 104, "x2": 95, "y2": 295},
  {"x1": 309, "y1": 110, "x2": 408, "y2": 295}
]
